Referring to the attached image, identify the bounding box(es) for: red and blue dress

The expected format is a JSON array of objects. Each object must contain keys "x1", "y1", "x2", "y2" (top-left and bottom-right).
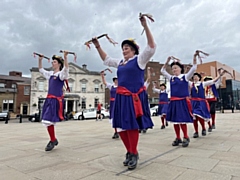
[
  {"x1": 103, "y1": 45, "x2": 156, "y2": 131},
  {"x1": 39, "y1": 67, "x2": 69, "y2": 126}
]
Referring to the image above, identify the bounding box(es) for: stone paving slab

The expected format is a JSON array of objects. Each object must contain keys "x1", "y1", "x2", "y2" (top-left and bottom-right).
[{"x1": 1, "y1": 111, "x2": 240, "y2": 179}]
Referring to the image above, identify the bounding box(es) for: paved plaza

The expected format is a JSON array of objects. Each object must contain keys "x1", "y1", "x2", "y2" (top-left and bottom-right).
[{"x1": 1, "y1": 111, "x2": 240, "y2": 180}]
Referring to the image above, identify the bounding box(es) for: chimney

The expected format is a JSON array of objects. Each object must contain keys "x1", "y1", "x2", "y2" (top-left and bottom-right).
[
  {"x1": 9, "y1": 71, "x2": 22, "y2": 77},
  {"x1": 82, "y1": 64, "x2": 87, "y2": 70}
]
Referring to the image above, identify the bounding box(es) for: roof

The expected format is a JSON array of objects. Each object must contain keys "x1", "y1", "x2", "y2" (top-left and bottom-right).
[{"x1": 0, "y1": 74, "x2": 31, "y2": 84}]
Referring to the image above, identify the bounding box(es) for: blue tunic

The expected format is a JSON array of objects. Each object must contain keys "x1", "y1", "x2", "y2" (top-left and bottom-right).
[
  {"x1": 191, "y1": 83, "x2": 211, "y2": 121},
  {"x1": 109, "y1": 86, "x2": 117, "y2": 119},
  {"x1": 158, "y1": 91, "x2": 169, "y2": 116},
  {"x1": 42, "y1": 75, "x2": 64, "y2": 123},
  {"x1": 112, "y1": 57, "x2": 154, "y2": 130},
  {"x1": 166, "y1": 75, "x2": 193, "y2": 123}
]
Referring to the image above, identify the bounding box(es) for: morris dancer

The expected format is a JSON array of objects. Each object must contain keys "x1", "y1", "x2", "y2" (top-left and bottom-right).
[
  {"x1": 190, "y1": 72, "x2": 225, "y2": 138},
  {"x1": 91, "y1": 14, "x2": 156, "y2": 170},
  {"x1": 139, "y1": 67, "x2": 153, "y2": 133},
  {"x1": 161, "y1": 53, "x2": 197, "y2": 147},
  {"x1": 153, "y1": 82, "x2": 169, "y2": 129},
  {"x1": 38, "y1": 52, "x2": 69, "y2": 151},
  {"x1": 203, "y1": 75, "x2": 221, "y2": 131},
  {"x1": 101, "y1": 72, "x2": 119, "y2": 139}
]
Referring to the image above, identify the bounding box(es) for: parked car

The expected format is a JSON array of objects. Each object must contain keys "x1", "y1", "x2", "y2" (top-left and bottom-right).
[
  {"x1": 28, "y1": 113, "x2": 40, "y2": 122},
  {"x1": 73, "y1": 107, "x2": 109, "y2": 120},
  {"x1": 0, "y1": 111, "x2": 10, "y2": 120},
  {"x1": 150, "y1": 105, "x2": 158, "y2": 116}
]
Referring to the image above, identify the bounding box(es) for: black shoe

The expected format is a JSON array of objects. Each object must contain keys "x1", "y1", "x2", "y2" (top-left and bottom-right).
[
  {"x1": 123, "y1": 152, "x2": 130, "y2": 166},
  {"x1": 45, "y1": 139, "x2": 58, "y2": 151},
  {"x1": 166, "y1": 122, "x2": 168, "y2": 126},
  {"x1": 212, "y1": 124, "x2": 216, "y2": 129},
  {"x1": 182, "y1": 138, "x2": 190, "y2": 147},
  {"x1": 161, "y1": 125, "x2": 165, "y2": 129},
  {"x1": 112, "y1": 132, "x2": 119, "y2": 139},
  {"x1": 208, "y1": 128, "x2": 212, "y2": 132},
  {"x1": 193, "y1": 132, "x2": 199, "y2": 138},
  {"x1": 128, "y1": 153, "x2": 138, "y2": 170},
  {"x1": 142, "y1": 129, "x2": 147, "y2": 133},
  {"x1": 202, "y1": 130, "x2": 207, "y2": 136},
  {"x1": 172, "y1": 138, "x2": 182, "y2": 146},
  {"x1": 139, "y1": 130, "x2": 142, "y2": 133}
]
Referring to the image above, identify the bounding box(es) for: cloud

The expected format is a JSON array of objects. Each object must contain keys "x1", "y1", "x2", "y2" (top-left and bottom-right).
[{"x1": 0, "y1": 0, "x2": 239, "y2": 82}]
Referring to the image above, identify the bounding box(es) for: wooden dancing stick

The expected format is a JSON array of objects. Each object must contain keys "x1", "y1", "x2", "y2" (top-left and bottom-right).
[
  {"x1": 100, "y1": 68, "x2": 112, "y2": 74},
  {"x1": 84, "y1": 34, "x2": 118, "y2": 49},
  {"x1": 218, "y1": 68, "x2": 234, "y2": 78},
  {"x1": 59, "y1": 50, "x2": 77, "y2": 62},
  {"x1": 139, "y1": 13, "x2": 155, "y2": 35},
  {"x1": 195, "y1": 50, "x2": 209, "y2": 64},
  {"x1": 33, "y1": 52, "x2": 50, "y2": 62},
  {"x1": 171, "y1": 56, "x2": 181, "y2": 62}
]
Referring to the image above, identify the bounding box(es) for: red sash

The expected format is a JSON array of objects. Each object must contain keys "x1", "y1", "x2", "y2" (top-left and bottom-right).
[
  {"x1": 191, "y1": 97, "x2": 210, "y2": 111},
  {"x1": 170, "y1": 97, "x2": 193, "y2": 117},
  {"x1": 116, "y1": 86, "x2": 146, "y2": 118},
  {"x1": 47, "y1": 94, "x2": 64, "y2": 120},
  {"x1": 206, "y1": 97, "x2": 217, "y2": 102},
  {"x1": 110, "y1": 98, "x2": 115, "y2": 101}
]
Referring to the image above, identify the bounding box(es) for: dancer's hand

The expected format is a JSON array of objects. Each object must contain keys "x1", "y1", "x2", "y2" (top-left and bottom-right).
[
  {"x1": 92, "y1": 37, "x2": 100, "y2": 48},
  {"x1": 140, "y1": 15, "x2": 147, "y2": 27},
  {"x1": 38, "y1": 54, "x2": 44, "y2": 61}
]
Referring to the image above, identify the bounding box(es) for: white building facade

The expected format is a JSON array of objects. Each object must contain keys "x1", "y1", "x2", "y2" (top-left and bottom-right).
[{"x1": 29, "y1": 63, "x2": 105, "y2": 115}]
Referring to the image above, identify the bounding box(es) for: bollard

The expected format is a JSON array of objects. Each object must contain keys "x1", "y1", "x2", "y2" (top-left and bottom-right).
[
  {"x1": 4, "y1": 117, "x2": 8, "y2": 124},
  {"x1": 19, "y1": 114, "x2": 22, "y2": 123}
]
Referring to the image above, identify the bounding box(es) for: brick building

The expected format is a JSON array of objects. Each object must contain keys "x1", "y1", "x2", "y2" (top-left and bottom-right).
[
  {"x1": 197, "y1": 61, "x2": 240, "y2": 110},
  {"x1": 105, "y1": 60, "x2": 240, "y2": 110},
  {"x1": 0, "y1": 71, "x2": 31, "y2": 115}
]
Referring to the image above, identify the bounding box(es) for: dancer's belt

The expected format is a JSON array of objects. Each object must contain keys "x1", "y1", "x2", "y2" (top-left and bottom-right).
[
  {"x1": 47, "y1": 94, "x2": 64, "y2": 120},
  {"x1": 110, "y1": 98, "x2": 115, "y2": 101},
  {"x1": 206, "y1": 97, "x2": 217, "y2": 102},
  {"x1": 170, "y1": 97, "x2": 193, "y2": 117},
  {"x1": 191, "y1": 97, "x2": 210, "y2": 111},
  {"x1": 116, "y1": 86, "x2": 146, "y2": 118}
]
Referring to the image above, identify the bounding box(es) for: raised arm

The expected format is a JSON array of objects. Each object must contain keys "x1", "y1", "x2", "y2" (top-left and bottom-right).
[
  {"x1": 161, "y1": 56, "x2": 172, "y2": 81},
  {"x1": 38, "y1": 55, "x2": 51, "y2": 79},
  {"x1": 140, "y1": 16, "x2": 155, "y2": 48},
  {"x1": 137, "y1": 17, "x2": 157, "y2": 69},
  {"x1": 203, "y1": 73, "x2": 221, "y2": 87},
  {"x1": 146, "y1": 67, "x2": 151, "y2": 83},
  {"x1": 92, "y1": 38, "x2": 107, "y2": 61},
  {"x1": 185, "y1": 51, "x2": 197, "y2": 80},
  {"x1": 38, "y1": 55, "x2": 43, "y2": 69},
  {"x1": 101, "y1": 72, "x2": 107, "y2": 86},
  {"x1": 63, "y1": 51, "x2": 69, "y2": 69}
]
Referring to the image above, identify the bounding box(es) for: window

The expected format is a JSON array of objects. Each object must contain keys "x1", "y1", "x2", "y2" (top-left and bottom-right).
[
  {"x1": 69, "y1": 82, "x2": 73, "y2": 92},
  {"x1": 82, "y1": 83, "x2": 86, "y2": 93},
  {"x1": 81, "y1": 98, "x2": 86, "y2": 109},
  {"x1": 24, "y1": 86, "x2": 30, "y2": 95},
  {"x1": 0, "y1": 83, "x2": 5, "y2": 88},
  {"x1": 94, "y1": 83, "x2": 99, "y2": 93},
  {"x1": 94, "y1": 98, "x2": 99, "y2": 108},
  {"x1": 3, "y1": 102, "x2": 8, "y2": 111},
  {"x1": 38, "y1": 81, "x2": 44, "y2": 91},
  {"x1": 12, "y1": 84, "x2": 16, "y2": 88}
]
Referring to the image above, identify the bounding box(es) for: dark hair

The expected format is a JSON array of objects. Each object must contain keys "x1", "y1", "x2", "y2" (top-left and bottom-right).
[
  {"x1": 193, "y1": 73, "x2": 202, "y2": 81},
  {"x1": 52, "y1": 55, "x2": 64, "y2": 70},
  {"x1": 112, "y1": 77, "x2": 118, "y2": 82},
  {"x1": 121, "y1": 39, "x2": 139, "y2": 55},
  {"x1": 170, "y1": 61, "x2": 184, "y2": 74},
  {"x1": 160, "y1": 83, "x2": 166, "y2": 88}
]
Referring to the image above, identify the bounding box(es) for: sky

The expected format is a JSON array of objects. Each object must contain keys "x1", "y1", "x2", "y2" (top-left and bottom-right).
[{"x1": 1, "y1": 0, "x2": 240, "y2": 81}]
